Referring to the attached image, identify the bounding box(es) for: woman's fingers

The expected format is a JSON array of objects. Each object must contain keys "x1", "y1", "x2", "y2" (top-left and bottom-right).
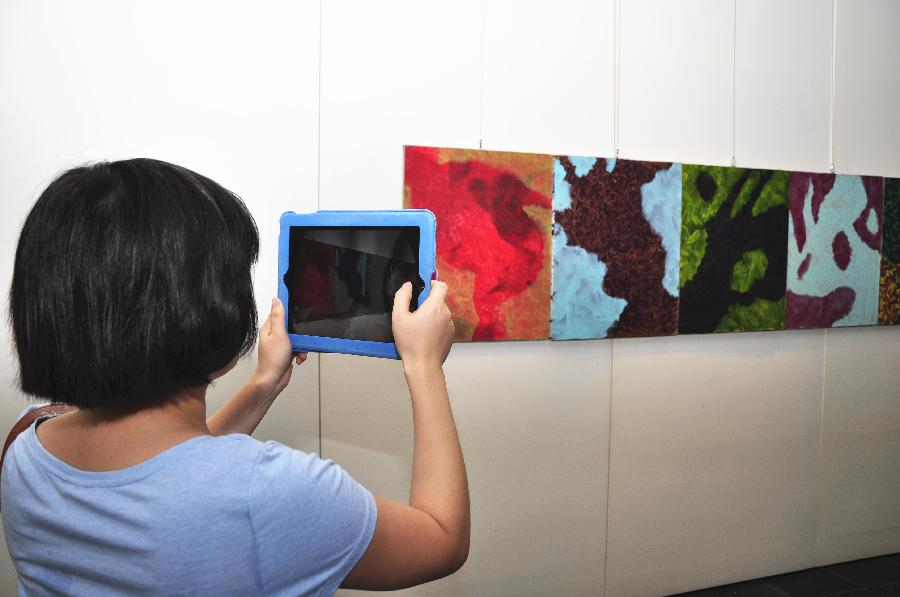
[{"x1": 423, "y1": 280, "x2": 448, "y2": 310}]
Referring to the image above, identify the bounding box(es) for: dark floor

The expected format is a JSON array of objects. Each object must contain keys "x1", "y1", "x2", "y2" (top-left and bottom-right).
[{"x1": 671, "y1": 553, "x2": 900, "y2": 597}]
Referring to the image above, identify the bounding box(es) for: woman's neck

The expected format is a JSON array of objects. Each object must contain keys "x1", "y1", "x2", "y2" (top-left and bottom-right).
[{"x1": 36, "y1": 387, "x2": 211, "y2": 472}]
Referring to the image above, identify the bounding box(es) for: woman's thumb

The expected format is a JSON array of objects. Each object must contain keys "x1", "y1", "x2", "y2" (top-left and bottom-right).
[
  {"x1": 392, "y1": 282, "x2": 413, "y2": 318},
  {"x1": 270, "y1": 297, "x2": 288, "y2": 336}
]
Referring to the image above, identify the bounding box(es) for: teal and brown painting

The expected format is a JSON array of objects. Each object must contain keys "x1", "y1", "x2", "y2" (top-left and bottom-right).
[
  {"x1": 786, "y1": 173, "x2": 883, "y2": 328},
  {"x1": 678, "y1": 165, "x2": 789, "y2": 334},
  {"x1": 551, "y1": 157, "x2": 681, "y2": 339},
  {"x1": 879, "y1": 178, "x2": 900, "y2": 325}
]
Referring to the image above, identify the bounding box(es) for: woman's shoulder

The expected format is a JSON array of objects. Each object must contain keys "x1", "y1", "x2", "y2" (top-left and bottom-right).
[
  {"x1": 203, "y1": 436, "x2": 369, "y2": 522},
  {"x1": 193, "y1": 433, "x2": 286, "y2": 470},
  {"x1": 200, "y1": 435, "x2": 331, "y2": 482},
  {"x1": 204, "y1": 434, "x2": 312, "y2": 461}
]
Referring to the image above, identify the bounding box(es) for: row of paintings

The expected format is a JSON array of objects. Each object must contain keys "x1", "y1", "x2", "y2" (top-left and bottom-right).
[{"x1": 403, "y1": 146, "x2": 898, "y2": 341}]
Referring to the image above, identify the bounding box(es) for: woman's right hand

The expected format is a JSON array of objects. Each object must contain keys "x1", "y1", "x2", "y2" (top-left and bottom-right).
[{"x1": 392, "y1": 280, "x2": 455, "y2": 372}]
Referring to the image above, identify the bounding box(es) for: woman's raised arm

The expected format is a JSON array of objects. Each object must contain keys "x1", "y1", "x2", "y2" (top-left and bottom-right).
[{"x1": 342, "y1": 281, "x2": 469, "y2": 589}]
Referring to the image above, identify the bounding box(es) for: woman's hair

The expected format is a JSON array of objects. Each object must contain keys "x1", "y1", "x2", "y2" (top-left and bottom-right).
[{"x1": 9, "y1": 158, "x2": 260, "y2": 409}]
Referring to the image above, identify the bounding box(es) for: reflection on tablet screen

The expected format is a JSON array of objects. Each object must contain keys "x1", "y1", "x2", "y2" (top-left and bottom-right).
[{"x1": 285, "y1": 227, "x2": 424, "y2": 342}]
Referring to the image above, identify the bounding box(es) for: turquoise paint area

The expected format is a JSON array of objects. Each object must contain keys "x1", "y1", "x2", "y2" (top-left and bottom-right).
[
  {"x1": 786, "y1": 174, "x2": 882, "y2": 326},
  {"x1": 551, "y1": 224, "x2": 628, "y2": 339},
  {"x1": 867, "y1": 208, "x2": 878, "y2": 234},
  {"x1": 605, "y1": 157, "x2": 616, "y2": 173},
  {"x1": 570, "y1": 156, "x2": 597, "y2": 177},
  {"x1": 640, "y1": 162, "x2": 682, "y2": 297},
  {"x1": 553, "y1": 159, "x2": 572, "y2": 211}
]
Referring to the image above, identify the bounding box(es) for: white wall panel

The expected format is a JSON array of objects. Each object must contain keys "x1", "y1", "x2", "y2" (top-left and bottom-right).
[
  {"x1": 816, "y1": 326, "x2": 900, "y2": 565},
  {"x1": 605, "y1": 331, "x2": 824, "y2": 596},
  {"x1": 814, "y1": 0, "x2": 900, "y2": 561},
  {"x1": 473, "y1": 7, "x2": 616, "y2": 593},
  {"x1": 0, "y1": 1, "x2": 320, "y2": 591},
  {"x1": 833, "y1": 0, "x2": 900, "y2": 177},
  {"x1": 320, "y1": 3, "x2": 609, "y2": 595},
  {"x1": 734, "y1": 0, "x2": 832, "y2": 172},
  {"x1": 318, "y1": 0, "x2": 482, "y2": 212},
  {"x1": 481, "y1": 0, "x2": 616, "y2": 157},
  {"x1": 618, "y1": 0, "x2": 734, "y2": 166},
  {"x1": 327, "y1": 341, "x2": 611, "y2": 597}
]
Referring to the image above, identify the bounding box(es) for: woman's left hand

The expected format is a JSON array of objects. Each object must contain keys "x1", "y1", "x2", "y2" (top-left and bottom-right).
[
  {"x1": 254, "y1": 297, "x2": 308, "y2": 396},
  {"x1": 207, "y1": 298, "x2": 308, "y2": 436}
]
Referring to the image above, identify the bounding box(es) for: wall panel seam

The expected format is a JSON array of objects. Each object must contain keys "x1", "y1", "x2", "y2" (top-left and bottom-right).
[
  {"x1": 316, "y1": 0, "x2": 324, "y2": 457},
  {"x1": 814, "y1": 329, "x2": 829, "y2": 566},
  {"x1": 603, "y1": 340, "x2": 615, "y2": 597}
]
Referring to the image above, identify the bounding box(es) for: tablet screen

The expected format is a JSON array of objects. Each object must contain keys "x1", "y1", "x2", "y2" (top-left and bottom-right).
[{"x1": 285, "y1": 226, "x2": 424, "y2": 342}]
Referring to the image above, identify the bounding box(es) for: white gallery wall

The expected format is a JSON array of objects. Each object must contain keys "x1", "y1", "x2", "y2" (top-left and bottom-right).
[{"x1": 1, "y1": 1, "x2": 898, "y2": 596}]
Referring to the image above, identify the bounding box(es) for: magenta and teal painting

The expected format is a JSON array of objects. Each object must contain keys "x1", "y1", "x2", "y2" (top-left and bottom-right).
[
  {"x1": 551, "y1": 157, "x2": 681, "y2": 339},
  {"x1": 786, "y1": 173, "x2": 884, "y2": 328},
  {"x1": 678, "y1": 165, "x2": 789, "y2": 334}
]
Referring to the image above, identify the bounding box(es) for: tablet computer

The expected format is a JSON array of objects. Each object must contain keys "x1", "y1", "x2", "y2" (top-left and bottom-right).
[{"x1": 277, "y1": 210, "x2": 437, "y2": 359}]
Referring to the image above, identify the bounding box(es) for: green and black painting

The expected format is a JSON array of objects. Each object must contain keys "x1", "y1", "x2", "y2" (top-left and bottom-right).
[
  {"x1": 678, "y1": 165, "x2": 789, "y2": 333},
  {"x1": 879, "y1": 178, "x2": 900, "y2": 325}
]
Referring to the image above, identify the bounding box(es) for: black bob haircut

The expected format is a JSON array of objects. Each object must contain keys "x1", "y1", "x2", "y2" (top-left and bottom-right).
[{"x1": 10, "y1": 158, "x2": 259, "y2": 410}]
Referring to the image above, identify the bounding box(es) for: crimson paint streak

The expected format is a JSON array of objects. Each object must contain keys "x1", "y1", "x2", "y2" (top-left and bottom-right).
[{"x1": 786, "y1": 287, "x2": 855, "y2": 328}]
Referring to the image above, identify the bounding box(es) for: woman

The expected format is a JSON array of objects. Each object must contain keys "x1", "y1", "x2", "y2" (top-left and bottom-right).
[{"x1": 3, "y1": 159, "x2": 468, "y2": 595}]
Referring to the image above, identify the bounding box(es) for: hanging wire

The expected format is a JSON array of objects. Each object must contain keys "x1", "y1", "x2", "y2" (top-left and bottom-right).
[
  {"x1": 478, "y1": 0, "x2": 486, "y2": 150},
  {"x1": 829, "y1": 0, "x2": 837, "y2": 173},
  {"x1": 613, "y1": 0, "x2": 621, "y2": 158},
  {"x1": 731, "y1": 0, "x2": 737, "y2": 167}
]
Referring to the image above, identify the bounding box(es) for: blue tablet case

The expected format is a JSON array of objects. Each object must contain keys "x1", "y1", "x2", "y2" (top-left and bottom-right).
[{"x1": 278, "y1": 210, "x2": 437, "y2": 359}]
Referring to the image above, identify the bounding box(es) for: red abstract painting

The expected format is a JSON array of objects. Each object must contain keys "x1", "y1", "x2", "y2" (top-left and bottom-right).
[{"x1": 403, "y1": 146, "x2": 552, "y2": 341}]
